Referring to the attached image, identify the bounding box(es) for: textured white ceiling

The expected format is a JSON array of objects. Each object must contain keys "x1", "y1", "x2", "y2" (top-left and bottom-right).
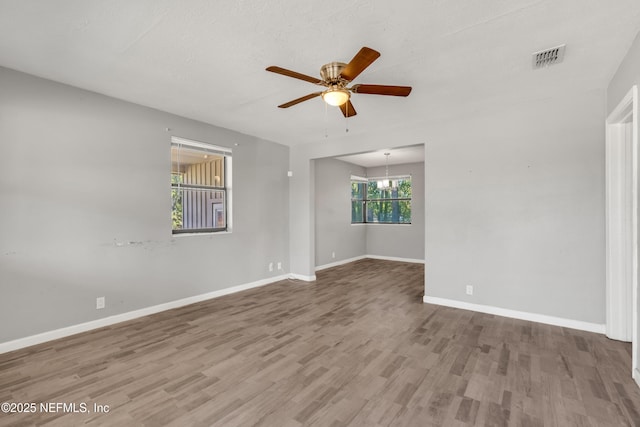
[{"x1": 0, "y1": 1, "x2": 639, "y2": 147}]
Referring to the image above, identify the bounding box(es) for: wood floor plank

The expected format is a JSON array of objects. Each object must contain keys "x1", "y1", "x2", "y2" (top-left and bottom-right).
[{"x1": 0, "y1": 259, "x2": 639, "y2": 426}]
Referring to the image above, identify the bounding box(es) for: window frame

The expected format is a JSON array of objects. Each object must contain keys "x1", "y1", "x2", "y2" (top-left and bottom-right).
[
  {"x1": 171, "y1": 136, "x2": 232, "y2": 235},
  {"x1": 351, "y1": 176, "x2": 367, "y2": 224},
  {"x1": 350, "y1": 174, "x2": 412, "y2": 225}
]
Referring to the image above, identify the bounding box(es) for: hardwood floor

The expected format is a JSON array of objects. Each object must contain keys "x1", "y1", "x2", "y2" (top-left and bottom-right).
[{"x1": 1, "y1": 259, "x2": 639, "y2": 426}]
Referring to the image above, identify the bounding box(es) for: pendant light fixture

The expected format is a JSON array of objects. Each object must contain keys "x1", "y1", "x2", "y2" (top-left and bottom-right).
[{"x1": 378, "y1": 152, "x2": 394, "y2": 190}]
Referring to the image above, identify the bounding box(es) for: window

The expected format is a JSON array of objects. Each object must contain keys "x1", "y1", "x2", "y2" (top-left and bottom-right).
[
  {"x1": 351, "y1": 178, "x2": 367, "y2": 223},
  {"x1": 171, "y1": 137, "x2": 232, "y2": 234},
  {"x1": 351, "y1": 175, "x2": 411, "y2": 224}
]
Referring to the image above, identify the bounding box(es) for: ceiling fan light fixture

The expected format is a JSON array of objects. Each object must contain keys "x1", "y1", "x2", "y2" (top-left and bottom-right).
[
  {"x1": 266, "y1": 47, "x2": 411, "y2": 118},
  {"x1": 322, "y1": 88, "x2": 350, "y2": 106}
]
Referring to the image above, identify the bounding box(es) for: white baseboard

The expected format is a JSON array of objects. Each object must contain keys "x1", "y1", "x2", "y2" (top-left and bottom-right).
[
  {"x1": 423, "y1": 296, "x2": 606, "y2": 334},
  {"x1": 289, "y1": 273, "x2": 316, "y2": 282},
  {"x1": 315, "y1": 255, "x2": 367, "y2": 271},
  {"x1": 365, "y1": 255, "x2": 425, "y2": 264},
  {"x1": 315, "y1": 254, "x2": 424, "y2": 271},
  {"x1": 634, "y1": 369, "x2": 640, "y2": 389},
  {"x1": 0, "y1": 274, "x2": 290, "y2": 355}
]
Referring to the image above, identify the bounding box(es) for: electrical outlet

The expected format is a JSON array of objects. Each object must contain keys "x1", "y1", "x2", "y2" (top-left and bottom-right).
[
  {"x1": 466, "y1": 285, "x2": 473, "y2": 296},
  {"x1": 277, "y1": 262, "x2": 282, "y2": 270},
  {"x1": 332, "y1": 251, "x2": 336, "y2": 259},
  {"x1": 269, "y1": 262, "x2": 274, "y2": 272},
  {"x1": 96, "y1": 296, "x2": 105, "y2": 309}
]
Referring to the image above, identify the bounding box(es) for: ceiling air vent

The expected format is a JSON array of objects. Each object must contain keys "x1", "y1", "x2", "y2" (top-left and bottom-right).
[{"x1": 532, "y1": 44, "x2": 566, "y2": 69}]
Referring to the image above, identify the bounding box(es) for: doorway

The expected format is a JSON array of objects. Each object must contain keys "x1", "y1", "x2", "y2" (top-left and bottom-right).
[{"x1": 606, "y1": 85, "x2": 638, "y2": 385}]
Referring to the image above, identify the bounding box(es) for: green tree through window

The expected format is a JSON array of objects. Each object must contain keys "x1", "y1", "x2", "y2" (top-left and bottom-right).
[
  {"x1": 351, "y1": 181, "x2": 366, "y2": 223},
  {"x1": 351, "y1": 176, "x2": 411, "y2": 224},
  {"x1": 171, "y1": 137, "x2": 231, "y2": 234},
  {"x1": 171, "y1": 173, "x2": 183, "y2": 229}
]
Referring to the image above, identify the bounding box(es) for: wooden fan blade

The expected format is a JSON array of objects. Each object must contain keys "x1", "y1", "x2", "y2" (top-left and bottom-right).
[
  {"x1": 351, "y1": 84, "x2": 412, "y2": 97},
  {"x1": 339, "y1": 47, "x2": 380, "y2": 82},
  {"x1": 266, "y1": 66, "x2": 323, "y2": 85},
  {"x1": 278, "y1": 92, "x2": 323, "y2": 108},
  {"x1": 339, "y1": 100, "x2": 357, "y2": 117}
]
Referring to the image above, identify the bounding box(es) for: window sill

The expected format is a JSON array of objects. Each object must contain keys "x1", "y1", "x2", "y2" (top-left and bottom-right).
[
  {"x1": 351, "y1": 223, "x2": 412, "y2": 226},
  {"x1": 172, "y1": 230, "x2": 232, "y2": 237}
]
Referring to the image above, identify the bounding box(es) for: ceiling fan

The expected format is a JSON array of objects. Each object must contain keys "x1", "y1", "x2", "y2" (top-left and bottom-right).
[{"x1": 266, "y1": 47, "x2": 412, "y2": 118}]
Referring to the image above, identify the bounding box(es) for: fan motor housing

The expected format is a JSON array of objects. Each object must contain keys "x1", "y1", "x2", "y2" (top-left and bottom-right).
[{"x1": 320, "y1": 62, "x2": 347, "y2": 83}]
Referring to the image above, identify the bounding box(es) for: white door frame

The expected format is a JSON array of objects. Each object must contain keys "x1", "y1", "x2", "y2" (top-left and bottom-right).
[{"x1": 605, "y1": 85, "x2": 638, "y2": 385}]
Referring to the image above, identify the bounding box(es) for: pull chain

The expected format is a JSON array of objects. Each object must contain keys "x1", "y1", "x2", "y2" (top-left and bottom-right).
[{"x1": 345, "y1": 103, "x2": 349, "y2": 133}]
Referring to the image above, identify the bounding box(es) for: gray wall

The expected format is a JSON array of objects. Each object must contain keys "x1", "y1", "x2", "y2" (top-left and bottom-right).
[
  {"x1": 607, "y1": 31, "x2": 640, "y2": 115},
  {"x1": 290, "y1": 89, "x2": 604, "y2": 325},
  {"x1": 365, "y1": 162, "x2": 425, "y2": 261},
  {"x1": 0, "y1": 67, "x2": 289, "y2": 343},
  {"x1": 314, "y1": 158, "x2": 366, "y2": 267},
  {"x1": 313, "y1": 159, "x2": 425, "y2": 267},
  {"x1": 425, "y1": 89, "x2": 605, "y2": 324},
  {"x1": 607, "y1": 30, "x2": 640, "y2": 355}
]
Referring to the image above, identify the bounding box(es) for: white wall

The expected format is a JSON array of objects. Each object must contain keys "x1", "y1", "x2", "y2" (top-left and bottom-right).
[
  {"x1": 314, "y1": 158, "x2": 366, "y2": 267},
  {"x1": 0, "y1": 67, "x2": 290, "y2": 343},
  {"x1": 365, "y1": 162, "x2": 424, "y2": 261}
]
